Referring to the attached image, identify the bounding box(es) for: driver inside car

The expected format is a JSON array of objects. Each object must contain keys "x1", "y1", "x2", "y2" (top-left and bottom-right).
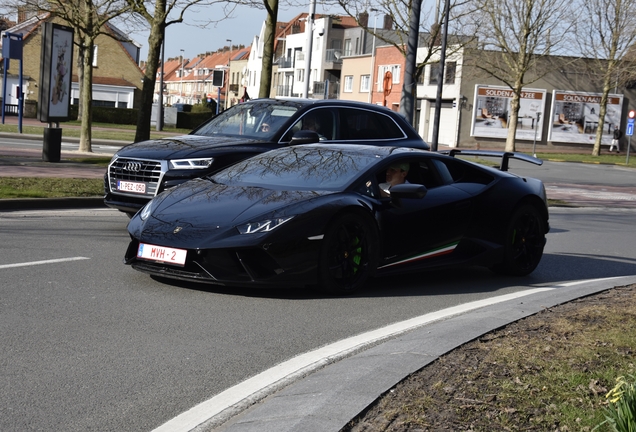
[{"x1": 380, "y1": 163, "x2": 410, "y2": 197}]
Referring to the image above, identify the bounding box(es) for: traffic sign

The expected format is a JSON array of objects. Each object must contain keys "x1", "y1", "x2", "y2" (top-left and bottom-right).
[{"x1": 627, "y1": 122, "x2": 634, "y2": 136}]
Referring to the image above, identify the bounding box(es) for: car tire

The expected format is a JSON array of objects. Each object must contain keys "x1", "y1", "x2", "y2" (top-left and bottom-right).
[
  {"x1": 318, "y1": 212, "x2": 379, "y2": 295},
  {"x1": 491, "y1": 204, "x2": 546, "y2": 276}
]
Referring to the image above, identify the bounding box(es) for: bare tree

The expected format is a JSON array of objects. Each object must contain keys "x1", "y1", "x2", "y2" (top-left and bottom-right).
[
  {"x1": 126, "y1": 0, "x2": 236, "y2": 142},
  {"x1": 574, "y1": 0, "x2": 636, "y2": 156},
  {"x1": 458, "y1": 0, "x2": 573, "y2": 152},
  {"x1": 21, "y1": 0, "x2": 130, "y2": 152}
]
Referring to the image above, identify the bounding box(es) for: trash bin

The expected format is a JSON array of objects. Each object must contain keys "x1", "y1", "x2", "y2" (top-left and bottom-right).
[{"x1": 43, "y1": 127, "x2": 62, "y2": 162}]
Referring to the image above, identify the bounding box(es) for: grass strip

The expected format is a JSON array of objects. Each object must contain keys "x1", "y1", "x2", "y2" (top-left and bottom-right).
[{"x1": 0, "y1": 178, "x2": 103, "y2": 198}]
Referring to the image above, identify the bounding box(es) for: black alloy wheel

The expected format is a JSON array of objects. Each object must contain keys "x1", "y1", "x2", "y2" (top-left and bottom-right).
[
  {"x1": 318, "y1": 212, "x2": 379, "y2": 294},
  {"x1": 491, "y1": 204, "x2": 546, "y2": 276}
]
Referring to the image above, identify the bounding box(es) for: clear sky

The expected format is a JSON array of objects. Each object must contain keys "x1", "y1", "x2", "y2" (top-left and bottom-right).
[{"x1": 130, "y1": 3, "x2": 346, "y2": 62}]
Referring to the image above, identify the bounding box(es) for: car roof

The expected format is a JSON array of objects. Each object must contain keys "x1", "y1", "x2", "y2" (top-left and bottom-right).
[{"x1": 252, "y1": 97, "x2": 402, "y2": 114}]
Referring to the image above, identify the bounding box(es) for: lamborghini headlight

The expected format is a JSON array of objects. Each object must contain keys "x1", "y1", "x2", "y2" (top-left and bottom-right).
[
  {"x1": 237, "y1": 216, "x2": 294, "y2": 234},
  {"x1": 139, "y1": 200, "x2": 154, "y2": 221},
  {"x1": 169, "y1": 158, "x2": 214, "y2": 169}
]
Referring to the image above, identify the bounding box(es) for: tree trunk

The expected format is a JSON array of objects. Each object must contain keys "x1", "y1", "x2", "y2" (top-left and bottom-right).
[
  {"x1": 592, "y1": 90, "x2": 610, "y2": 156},
  {"x1": 592, "y1": 63, "x2": 616, "y2": 156},
  {"x1": 135, "y1": 13, "x2": 166, "y2": 142},
  {"x1": 77, "y1": 48, "x2": 84, "y2": 123},
  {"x1": 505, "y1": 89, "x2": 521, "y2": 153},
  {"x1": 78, "y1": 38, "x2": 94, "y2": 153},
  {"x1": 259, "y1": 0, "x2": 278, "y2": 98}
]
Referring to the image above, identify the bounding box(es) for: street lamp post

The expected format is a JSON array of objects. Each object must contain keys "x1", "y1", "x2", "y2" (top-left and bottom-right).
[
  {"x1": 180, "y1": 49, "x2": 184, "y2": 103},
  {"x1": 302, "y1": 0, "x2": 316, "y2": 98},
  {"x1": 225, "y1": 39, "x2": 232, "y2": 110}
]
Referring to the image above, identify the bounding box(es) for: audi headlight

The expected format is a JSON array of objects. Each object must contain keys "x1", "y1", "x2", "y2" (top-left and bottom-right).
[
  {"x1": 237, "y1": 216, "x2": 294, "y2": 234},
  {"x1": 169, "y1": 158, "x2": 214, "y2": 169}
]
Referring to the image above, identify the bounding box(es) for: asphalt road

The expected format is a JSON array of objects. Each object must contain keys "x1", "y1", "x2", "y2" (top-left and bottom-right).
[{"x1": 1, "y1": 207, "x2": 636, "y2": 431}]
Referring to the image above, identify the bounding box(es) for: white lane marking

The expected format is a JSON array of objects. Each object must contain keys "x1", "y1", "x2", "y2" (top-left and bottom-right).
[
  {"x1": 153, "y1": 287, "x2": 559, "y2": 432},
  {"x1": 0, "y1": 257, "x2": 90, "y2": 269}
]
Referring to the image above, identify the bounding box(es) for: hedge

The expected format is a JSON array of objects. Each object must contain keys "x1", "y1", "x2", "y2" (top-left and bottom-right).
[
  {"x1": 177, "y1": 111, "x2": 215, "y2": 129},
  {"x1": 69, "y1": 105, "x2": 139, "y2": 125}
]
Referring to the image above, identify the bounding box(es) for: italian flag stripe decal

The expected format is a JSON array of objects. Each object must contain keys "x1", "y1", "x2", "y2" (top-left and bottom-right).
[{"x1": 379, "y1": 242, "x2": 459, "y2": 269}]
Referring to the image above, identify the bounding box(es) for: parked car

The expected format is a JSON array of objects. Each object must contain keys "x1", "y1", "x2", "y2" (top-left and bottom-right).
[
  {"x1": 104, "y1": 99, "x2": 429, "y2": 216},
  {"x1": 125, "y1": 144, "x2": 549, "y2": 294}
]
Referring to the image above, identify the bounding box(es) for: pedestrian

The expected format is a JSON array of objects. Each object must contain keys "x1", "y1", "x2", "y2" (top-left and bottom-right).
[{"x1": 609, "y1": 126, "x2": 623, "y2": 153}]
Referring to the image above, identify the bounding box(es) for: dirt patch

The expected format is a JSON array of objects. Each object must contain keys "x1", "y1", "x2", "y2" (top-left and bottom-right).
[{"x1": 342, "y1": 284, "x2": 636, "y2": 432}]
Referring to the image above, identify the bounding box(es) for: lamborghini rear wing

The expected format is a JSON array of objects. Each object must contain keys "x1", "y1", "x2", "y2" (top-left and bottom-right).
[{"x1": 440, "y1": 149, "x2": 543, "y2": 172}]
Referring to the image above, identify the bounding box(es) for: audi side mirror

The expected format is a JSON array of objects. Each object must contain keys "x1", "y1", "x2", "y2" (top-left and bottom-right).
[{"x1": 289, "y1": 130, "x2": 320, "y2": 145}]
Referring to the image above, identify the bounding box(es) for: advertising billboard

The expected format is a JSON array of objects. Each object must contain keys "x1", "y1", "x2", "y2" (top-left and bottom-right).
[
  {"x1": 38, "y1": 22, "x2": 74, "y2": 122},
  {"x1": 548, "y1": 91, "x2": 623, "y2": 145},
  {"x1": 471, "y1": 85, "x2": 546, "y2": 141}
]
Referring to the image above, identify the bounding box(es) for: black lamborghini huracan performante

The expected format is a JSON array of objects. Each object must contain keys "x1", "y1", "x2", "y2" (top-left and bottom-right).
[{"x1": 124, "y1": 144, "x2": 550, "y2": 294}]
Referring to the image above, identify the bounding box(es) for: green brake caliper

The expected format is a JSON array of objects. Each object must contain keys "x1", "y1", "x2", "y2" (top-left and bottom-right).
[{"x1": 352, "y1": 237, "x2": 362, "y2": 273}]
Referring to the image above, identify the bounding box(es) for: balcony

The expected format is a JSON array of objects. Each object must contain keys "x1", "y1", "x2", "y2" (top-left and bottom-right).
[
  {"x1": 312, "y1": 80, "x2": 340, "y2": 100},
  {"x1": 275, "y1": 85, "x2": 293, "y2": 97},
  {"x1": 325, "y1": 49, "x2": 343, "y2": 64},
  {"x1": 277, "y1": 57, "x2": 293, "y2": 69},
  {"x1": 229, "y1": 84, "x2": 239, "y2": 93}
]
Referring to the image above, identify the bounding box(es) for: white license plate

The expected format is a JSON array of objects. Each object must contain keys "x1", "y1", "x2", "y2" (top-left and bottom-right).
[
  {"x1": 137, "y1": 243, "x2": 187, "y2": 266},
  {"x1": 117, "y1": 180, "x2": 146, "y2": 194}
]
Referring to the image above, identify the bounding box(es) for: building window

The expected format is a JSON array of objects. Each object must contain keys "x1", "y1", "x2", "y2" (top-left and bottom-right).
[
  {"x1": 429, "y1": 63, "x2": 440, "y2": 85},
  {"x1": 344, "y1": 75, "x2": 353, "y2": 92},
  {"x1": 344, "y1": 39, "x2": 352, "y2": 56},
  {"x1": 376, "y1": 65, "x2": 401, "y2": 91},
  {"x1": 445, "y1": 61, "x2": 457, "y2": 84},
  {"x1": 360, "y1": 75, "x2": 370, "y2": 92},
  {"x1": 429, "y1": 61, "x2": 457, "y2": 85},
  {"x1": 296, "y1": 69, "x2": 304, "y2": 83}
]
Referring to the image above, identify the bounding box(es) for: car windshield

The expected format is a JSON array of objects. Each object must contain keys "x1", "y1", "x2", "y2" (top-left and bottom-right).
[
  {"x1": 211, "y1": 146, "x2": 381, "y2": 190},
  {"x1": 194, "y1": 101, "x2": 299, "y2": 139}
]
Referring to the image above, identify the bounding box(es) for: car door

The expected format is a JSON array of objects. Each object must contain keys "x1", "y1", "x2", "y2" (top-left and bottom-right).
[{"x1": 376, "y1": 156, "x2": 475, "y2": 270}]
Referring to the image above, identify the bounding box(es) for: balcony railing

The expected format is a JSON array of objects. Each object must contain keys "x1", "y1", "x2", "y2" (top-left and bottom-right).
[
  {"x1": 312, "y1": 80, "x2": 340, "y2": 99},
  {"x1": 325, "y1": 49, "x2": 343, "y2": 64},
  {"x1": 275, "y1": 85, "x2": 293, "y2": 97},
  {"x1": 229, "y1": 84, "x2": 239, "y2": 93},
  {"x1": 277, "y1": 57, "x2": 293, "y2": 69}
]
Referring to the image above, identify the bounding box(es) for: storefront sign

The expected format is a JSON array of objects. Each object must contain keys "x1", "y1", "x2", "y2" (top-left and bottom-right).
[
  {"x1": 548, "y1": 90, "x2": 623, "y2": 145},
  {"x1": 470, "y1": 85, "x2": 546, "y2": 141}
]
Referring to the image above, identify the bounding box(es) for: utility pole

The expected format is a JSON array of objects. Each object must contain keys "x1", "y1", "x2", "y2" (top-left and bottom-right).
[
  {"x1": 399, "y1": 0, "x2": 421, "y2": 125},
  {"x1": 302, "y1": 0, "x2": 316, "y2": 98}
]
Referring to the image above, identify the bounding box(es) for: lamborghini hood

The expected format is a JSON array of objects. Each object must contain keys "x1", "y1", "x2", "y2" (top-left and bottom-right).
[{"x1": 133, "y1": 178, "x2": 330, "y2": 247}]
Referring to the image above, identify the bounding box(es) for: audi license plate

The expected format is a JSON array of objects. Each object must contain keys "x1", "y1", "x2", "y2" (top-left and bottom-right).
[
  {"x1": 137, "y1": 243, "x2": 187, "y2": 266},
  {"x1": 117, "y1": 180, "x2": 146, "y2": 194}
]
